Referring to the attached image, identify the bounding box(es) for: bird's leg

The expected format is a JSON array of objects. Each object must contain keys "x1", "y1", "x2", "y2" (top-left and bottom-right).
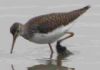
[
  {"x1": 59, "y1": 32, "x2": 74, "y2": 42},
  {"x1": 48, "y1": 43, "x2": 53, "y2": 58},
  {"x1": 48, "y1": 43, "x2": 53, "y2": 53}
]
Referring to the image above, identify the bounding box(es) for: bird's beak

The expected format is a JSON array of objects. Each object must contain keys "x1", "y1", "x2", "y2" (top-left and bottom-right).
[{"x1": 10, "y1": 32, "x2": 18, "y2": 54}]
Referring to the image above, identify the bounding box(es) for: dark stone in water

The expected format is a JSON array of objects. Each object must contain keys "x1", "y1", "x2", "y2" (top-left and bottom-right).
[{"x1": 56, "y1": 41, "x2": 72, "y2": 56}]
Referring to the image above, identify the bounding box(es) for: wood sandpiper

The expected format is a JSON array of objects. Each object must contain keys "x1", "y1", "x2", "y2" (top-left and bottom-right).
[{"x1": 10, "y1": 5, "x2": 90, "y2": 54}]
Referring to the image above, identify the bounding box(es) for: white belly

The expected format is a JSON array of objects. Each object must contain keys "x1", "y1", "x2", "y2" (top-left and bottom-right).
[{"x1": 30, "y1": 23, "x2": 74, "y2": 44}]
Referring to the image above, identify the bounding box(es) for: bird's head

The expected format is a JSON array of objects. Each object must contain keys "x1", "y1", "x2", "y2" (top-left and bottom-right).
[{"x1": 10, "y1": 22, "x2": 22, "y2": 54}]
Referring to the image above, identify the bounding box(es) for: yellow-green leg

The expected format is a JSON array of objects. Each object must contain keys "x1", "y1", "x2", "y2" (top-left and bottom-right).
[{"x1": 59, "y1": 32, "x2": 74, "y2": 42}]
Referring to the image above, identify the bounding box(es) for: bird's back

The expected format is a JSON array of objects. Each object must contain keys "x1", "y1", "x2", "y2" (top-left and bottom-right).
[{"x1": 24, "y1": 5, "x2": 90, "y2": 33}]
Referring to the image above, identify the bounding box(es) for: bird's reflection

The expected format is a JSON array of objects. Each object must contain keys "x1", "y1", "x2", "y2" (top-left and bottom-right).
[
  {"x1": 11, "y1": 41, "x2": 75, "y2": 70},
  {"x1": 28, "y1": 54, "x2": 75, "y2": 70},
  {"x1": 28, "y1": 41, "x2": 75, "y2": 70},
  {"x1": 11, "y1": 64, "x2": 15, "y2": 70},
  {"x1": 11, "y1": 53, "x2": 75, "y2": 70}
]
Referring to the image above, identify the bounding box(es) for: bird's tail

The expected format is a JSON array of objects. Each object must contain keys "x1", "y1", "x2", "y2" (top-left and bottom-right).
[
  {"x1": 63, "y1": 5, "x2": 90, "y2": 25},
  {"x1": 79, "y1": 5, "x2": 90, "y2": 11},
  {"x1": 77, "y1": 5, "x2": 90, "y2": 14}
]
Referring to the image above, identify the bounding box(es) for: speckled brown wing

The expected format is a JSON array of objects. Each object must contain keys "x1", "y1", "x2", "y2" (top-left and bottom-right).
[{"x1": 25, "y1": 5, "x2": 90, "y2": 33}]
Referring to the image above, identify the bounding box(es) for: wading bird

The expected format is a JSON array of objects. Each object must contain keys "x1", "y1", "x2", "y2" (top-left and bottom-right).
[{"x1": 10, "y1": 5, "x2": 90, "y2": 54}]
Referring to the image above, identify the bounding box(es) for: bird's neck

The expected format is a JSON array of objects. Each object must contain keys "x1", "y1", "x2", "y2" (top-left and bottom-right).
[
  {"x1": 19, "y1": 24, "x2": 33, "y2": 40},
  {"x1": 19, "y1": 24, "x2": 24, "y2": 36}
]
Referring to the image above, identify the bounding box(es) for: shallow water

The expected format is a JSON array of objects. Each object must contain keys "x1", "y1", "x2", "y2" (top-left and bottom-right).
[
  {"x1": 1, "y1": 42, "x2": 100, "y2": 70},
  {"x1": 0, "y1": 0, "x2": 100, "y2": 70}
]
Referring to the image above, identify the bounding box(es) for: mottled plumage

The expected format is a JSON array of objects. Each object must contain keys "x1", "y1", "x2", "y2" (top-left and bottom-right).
[
  {"x1": 25, "y1": 6, "x2": 90, "y2": 33},
  {"x1": 10, "y1": 5, "x2": 90, "y2": 54}
]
